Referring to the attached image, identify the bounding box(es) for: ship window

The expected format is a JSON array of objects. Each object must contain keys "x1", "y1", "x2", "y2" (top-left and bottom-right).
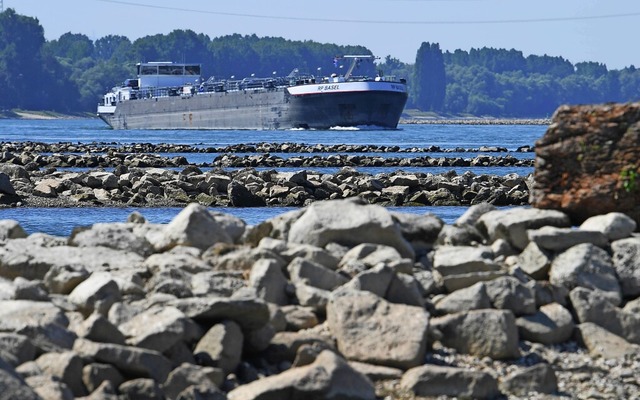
[
  {"x1": 159, "y1": 65, "x2": 184, "y2": 75},
  {"x1": 140, "y1": 65, "x2": 157, "y2": 75},
  {"x1": 185, "y1": 65, "x2": 201, "y2": 75}
]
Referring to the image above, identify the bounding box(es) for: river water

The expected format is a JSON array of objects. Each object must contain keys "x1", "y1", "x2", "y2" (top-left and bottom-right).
[{"x1": 0, "y1": 118, "x2": 547, "y2": 236}]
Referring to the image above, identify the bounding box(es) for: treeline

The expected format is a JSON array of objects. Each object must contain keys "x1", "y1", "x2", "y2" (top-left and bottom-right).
[
  {"x1": 1, "y1": 8, "x2": 639, "y2": 117},
  {"x1": 386, "y1": 43, "x2": 640, "y2": 117}
]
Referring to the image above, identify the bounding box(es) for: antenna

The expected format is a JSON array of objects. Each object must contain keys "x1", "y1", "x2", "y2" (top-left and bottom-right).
[{"x1": 1, "y1": 0, "x2": 4, "y2": 12}]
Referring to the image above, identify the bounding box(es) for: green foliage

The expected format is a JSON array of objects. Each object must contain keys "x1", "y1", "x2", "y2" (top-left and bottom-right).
[
  {"x1": 1, "y1": 8, "x2": 640, "y2": 115},
  {"x1": 413, "y1": 42, "x2": 446, "y2": 111},
  {"x1": 621, "y1": 166, "x2": 638, "y2": 193}
]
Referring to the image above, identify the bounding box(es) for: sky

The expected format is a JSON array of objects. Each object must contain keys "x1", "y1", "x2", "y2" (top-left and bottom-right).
[{"x1": 6, "y1": 0, "x2": 640, "y2": 70}]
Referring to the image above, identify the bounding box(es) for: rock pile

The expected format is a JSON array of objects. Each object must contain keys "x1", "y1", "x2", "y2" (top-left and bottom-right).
[
  {"x1": 0, "y1": 165, "x2": 532, "y2": 208},
  {"x1": 0, "y1": 198, "x2": 638, "y2": 399}
]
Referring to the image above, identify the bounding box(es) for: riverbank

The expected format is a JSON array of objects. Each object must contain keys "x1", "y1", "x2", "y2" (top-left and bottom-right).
[
  {"x1": 0, "y1": 199, "x2": 637, "y2": 399},
  {"x1": 400, "y1": 117, "x2": 551, "y2": 125},
  {"x1": 0, "y1": 110, "x2": 92, "y2": 120}
]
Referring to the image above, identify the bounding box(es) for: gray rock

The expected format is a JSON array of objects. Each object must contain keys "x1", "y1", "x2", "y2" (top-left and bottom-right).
[
  {"x1": 25, "y1": 375, "x2": 74, "y2": 400},
  {"x1": 437, "y1": 223, "x2": 485, "y2": 246},
  {"x1": 73, "y1": 338, "x2": 172, "y2": 382},
  {"x1": 433, "y1": 245, "x2": 498, "y2": 276},
  {"x1": 82, "y1": 363, "x2": 125, "y2": 394},
  {"x1": 516, "y1": 302, "x2": 575, "y2": 344},
  {"x1": 433, "y1": 245, "x2": 504, "y2": 291},
  {"x1": 276, "y1": 241, "x2": 340, "y2": 271},
  {"x1": 569, "y1": 287, "x2": 640, "y2": 344},
  {"x1": 287, "y1": 198, "x2": 415, "y2": 259},
  {"x1": 118, "y1": 378, "x2": 164, "y2": 400},
  {"x1": 163, "y1": 363, "x2": 224, "y2": 399},
  {"x1": 0, "y1": 173, "x2": 17, "y2": 196},
  {"x1": 210, "y1": 211, "x2": 247, "y2": 243},
  {"x1": 431, "y1": 309, "x2": 520, "y2": 359},
  {"x1": 0, "y1": 333, "x2": 36, "y2": 367},
  {"x1": 119, "y1": 306, "x2": 191, "y2": 353},
  {"x1": 455, "y1": 202, "x2": 497, "y2": 226},
  {"x1": 249, "y1": 258, "x2": 289, "y2": 305},
  {"x1": 69, "y1": 222, "x2": 154, "y2": 257},
  {"x1": 575, "y1": 322, "x2": 640, "y2": 359},
  {"x1": 518, "y1": 241, "x2": 553, "y2": 280},
  {"x1": 81, "y1": 379, "x2": 119, "y2": 400},
  {"x1": 0, "y1": 220, "x2": 27, "y2": 240},
  {"x1": 34, "y1": 351, "x2": 86, "y2": 397},
  {"x1": 385, "y1": 272, "x2": 425, "y2": 307},
  {"x1": 75, "y1": 314, "x2": 126, "y2": 345},
  {"x1": 0, "y1": 300, "x2": 75, "y2": 352},
  {"x1": 287, "y1": 257, "x2": 348, "y2": 291},
  {"x1": 611, "y1": 237, "x2": 640, "y2": 297},
  {"x1": 527, "y1": 226, "x2": 608, "y2": 251},
  {"x1": 435, "y1": 282, "x2": 492, "y2": 314},
  {"x1": 549, "y1": 243, "x2": 622, "y2": 306},
  {"x1": 343, "y1": 264, "x2": 395, "y2": 298},
  {"x1": 484, "y1": 276, "x2": 536, "y2": 316},
  {"x1": 194, "y1": 320, "x2": 243, "y2": 374},
  {"x1": 0, "y1": 242, "x2": 143, "y2": 280},
  {"x1": 400, "y1": 364, "x2": 499, "y2": 399},
  {"x1": 170, "y1": 296, "x2": 270, "y2": 331},
  {"x1": 43, "y1": 264, "x2": 90, "y2": 295},
  {"x1": 390, "y1": 211, "x2": 444, "y2": 246},
  {"x1": 227, "y1": 350, "x2": 375, "y2": 400},
  {"x1": 477, "y1": 207, "x2": 571, "y2": 249},
  {"x1": 228, "y1": 180, "x2": 266, "y2": 207},
  {"x1": 348, "y1": 361, "x2": 403, "y2": 381},
  {"x1": 0, "y1": 358, "x2": 54, "y2": 399},
  {"x1": 339, "y1": 243, "x2": 408, "y2": 272},
  {"x1": 327, "y1": 289, "x2": 429, "y2": 369},
  {"x1": 68, "y1": 272, "x2": 122, "y2": 317},
  {"x1": 500, "y1": 363, "x2": 558, "y2": 396},
  {"x1": 294, "y1": 283, "x2": 330, "y2": 312},
  {"x1": 264, "y1": 330, "x2": 335, "y2": 364},
  {"x1": 281, "y1": 305, "x2": 319, "y2": 331},
  {"x1": 580, "y1": 212, "x2": 637, "y2": 241},
  {"x1": 147, "y1": 203, "x2": 233, "y2": 251}
]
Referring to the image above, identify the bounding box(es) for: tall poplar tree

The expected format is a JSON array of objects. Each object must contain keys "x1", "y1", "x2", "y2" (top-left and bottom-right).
[{"x1": 413, "y1": 42, "x2": 446, "y2": 111}]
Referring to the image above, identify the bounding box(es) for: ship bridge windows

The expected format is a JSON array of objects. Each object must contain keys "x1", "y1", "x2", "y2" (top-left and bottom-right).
[
  {"x1": 138, "y1": 64, "x2": 201, "y2": 76},
  {"x1": 139, "y1": 65, "x2": 158, "y2": 75},
  {"x1": 159, "y1": 65, "x2": 184, "y2": 75},
  {"x1": 185, "y1": 65, "x2": 201, "y2": 75}
]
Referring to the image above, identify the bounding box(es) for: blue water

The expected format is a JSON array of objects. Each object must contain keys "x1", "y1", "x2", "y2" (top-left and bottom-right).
[{"x1": 0, "y1": 118, "x2": 547, "y2": 236}]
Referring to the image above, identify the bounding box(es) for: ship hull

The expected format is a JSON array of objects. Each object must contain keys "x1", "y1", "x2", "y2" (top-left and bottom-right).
[{"x1": 98, "y1": 81, "x2": 407, "y2": 130}]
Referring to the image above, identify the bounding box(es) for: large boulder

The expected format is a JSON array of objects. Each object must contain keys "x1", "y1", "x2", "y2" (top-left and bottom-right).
[
  {"x1": 0, "y1": 220, "x2": 27, "y2": 241},
  {"x1": 146, "y1": 203, "x2": 233, "y2": 251},
  {"x1": 227, "y1": 350, "x2": 375, "y2": 400},
  {"x1": 610, "y1": 237, "x2": 640, "y2": 297},
  {"x1": 530, "y1": 102, "x2": 640, "y2": 225},
  {"x1": 431, "y1": 309, "x2": 520, "y2": 359},
  {"x1": 569, "y1": 287, "x2": 640, "y2": 345},
  {"x1": 326, "y1": 289, "x2": 429, "y2": 369},
  {"x1": 287, "y1": 198, "x2": 415, "y2": 259},
  {"x1": 516, "y1": 302, "x2": 575, "y2": 345},
  {"x1": 549, "y1": 243, "x2": 622, "y2": 306},
  {"x1": 476, "y1": 207, "x2": 570, "y2": 250},
  {"x1": 400, "y1": 364, "x2": 499, "y2": 399}
]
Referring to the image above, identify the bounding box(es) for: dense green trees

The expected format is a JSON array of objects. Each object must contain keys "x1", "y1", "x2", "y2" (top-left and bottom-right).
[
  {"x1": 413, "y1": 42, "x2": 446, "y2": 111},
  {"x1": 1, "y1": 8, "x2": 639, "y2": 116}
]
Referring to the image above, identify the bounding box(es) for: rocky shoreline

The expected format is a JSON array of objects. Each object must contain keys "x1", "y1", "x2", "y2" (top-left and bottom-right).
[
  {"x1": 0, "y1": 142, "x2": 533, "y2": 209},
  {"x1": 400, "y1": 118, "x2": 551, "y2": 125},
  {"x1": 0, "y1": 198, "x2": 638, "y2": 399}
]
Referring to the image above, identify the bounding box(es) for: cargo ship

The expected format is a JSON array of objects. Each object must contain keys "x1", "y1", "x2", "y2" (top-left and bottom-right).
[{"x1": 96, "y1": 55, "x2": 408, "y2": 130}]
